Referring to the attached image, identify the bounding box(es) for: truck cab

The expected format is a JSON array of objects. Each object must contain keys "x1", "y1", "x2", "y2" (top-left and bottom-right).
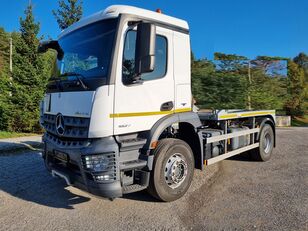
[{"x1": 40, "y1": 5, "x2": 276, "y2": 201}]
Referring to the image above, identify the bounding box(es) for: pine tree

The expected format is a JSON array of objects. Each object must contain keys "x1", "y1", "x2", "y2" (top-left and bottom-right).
[
  {"x1": 0, "y1": 28, "x2": 10, "y2": 71},
  {"x1": 53, "y1": 0, "x2": 83, "y2": 30},
  {"x1": 0, "y1": 28, "x2": 12, "y2": 130},
  {"x1": 9, "y1": 4, "x2": 54, "y2": 132},
  {"x1": 20, "y1": 5, "x2": 39, "y2": 51}
]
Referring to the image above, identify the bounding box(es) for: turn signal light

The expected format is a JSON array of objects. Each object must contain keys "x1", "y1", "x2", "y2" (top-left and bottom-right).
[{"x1": 151, "y1": 141, "x2": 158, "y2": 149}]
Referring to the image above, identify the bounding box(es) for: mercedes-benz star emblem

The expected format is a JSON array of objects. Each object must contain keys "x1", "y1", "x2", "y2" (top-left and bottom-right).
[{"x1": 55, "y1": 113, "x2": 65, "y2": 136}]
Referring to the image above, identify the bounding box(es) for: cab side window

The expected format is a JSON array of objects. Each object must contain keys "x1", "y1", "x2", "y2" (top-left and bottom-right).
[{"x1": 122, "y1": 30, "x2": 167, "y2": 84}]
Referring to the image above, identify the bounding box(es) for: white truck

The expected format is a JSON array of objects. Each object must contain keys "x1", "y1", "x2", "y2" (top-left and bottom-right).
[{"x1": 38, "y1": 5, "x2": 276, "y2": 201}]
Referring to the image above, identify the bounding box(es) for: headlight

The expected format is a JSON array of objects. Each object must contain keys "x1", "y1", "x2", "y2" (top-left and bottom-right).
[
  {"x1": 82, "y1": 153, "x2": 116, "y2": 182},
  {"x1": 82, "y1": 154, "x2": 111, "y2": 172}
]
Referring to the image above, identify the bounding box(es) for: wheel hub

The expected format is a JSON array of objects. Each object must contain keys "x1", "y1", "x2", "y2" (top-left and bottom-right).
[
  {"x1": 263, "y1": 133, "x2": 272, "y2": 153},
  {"x1": 164, "y1": 153, "x2": 188, "y2": 189}
]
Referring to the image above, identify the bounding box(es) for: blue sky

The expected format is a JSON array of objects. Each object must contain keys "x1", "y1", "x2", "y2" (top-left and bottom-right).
[{"x1": 0, "y1": 0, "x2": 307, "y2": 59}]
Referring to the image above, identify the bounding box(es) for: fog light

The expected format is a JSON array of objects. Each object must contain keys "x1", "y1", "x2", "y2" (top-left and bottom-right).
[{"x1": 95, "y1": 175, "x2": 111, "y2": 181}]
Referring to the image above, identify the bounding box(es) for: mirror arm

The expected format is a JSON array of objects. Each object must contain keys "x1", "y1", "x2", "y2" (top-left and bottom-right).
[
  {"x1": 37, "y1": 40, "x2": 64, "y2": 60},
  {"x1": 128, "y1": 20, "x2": 142, "y2": 27}
]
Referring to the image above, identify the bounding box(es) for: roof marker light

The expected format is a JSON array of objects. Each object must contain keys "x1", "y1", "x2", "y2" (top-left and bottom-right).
[{"x1": 156, "y1": 9, "x2": 162, "y2": 14}]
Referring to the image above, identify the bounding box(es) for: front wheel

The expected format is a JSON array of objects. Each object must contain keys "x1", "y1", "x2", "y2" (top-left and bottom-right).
[
  {"x1": 251, "y1": 124, "x2": 274, "y2": 161},
  {"x1": 148, "y1": 138, "x2": 194, "y2": 202}
]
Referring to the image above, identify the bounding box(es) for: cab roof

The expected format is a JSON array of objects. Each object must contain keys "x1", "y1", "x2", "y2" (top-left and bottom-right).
[{"x1": 58, "y1": 5, "x2": 189, "y2": 38}]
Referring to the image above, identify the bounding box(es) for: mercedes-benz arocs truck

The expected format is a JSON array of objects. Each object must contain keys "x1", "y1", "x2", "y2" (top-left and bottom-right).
[{"x1": 38, "y1": 5, "x2": 276, "y2": 202}]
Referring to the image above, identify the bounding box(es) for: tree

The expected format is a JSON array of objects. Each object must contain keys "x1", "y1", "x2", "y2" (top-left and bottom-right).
[
  {"x1": 191, "y1": 52, "x2": 291, "y2": 111},
  {"x1": 294, "y1": 53, "x2": 308, "y2": 69},
  {"x1": 256, "y1": 55, "x2": 288, "y2": 61},
  {"x1": 249, "y1": 56, "x2": 289, "y2": 111},
  {"x1": 254, "y1": 56, "x2": 288, "y2": 77},
  {"x1": 284, "y1": 61, "x2": 305, "y2": 115},
  {"x1": 8, "y1": 4, "x2": 54, "y2": 132},
  {"x1": 191, "y1": 57, "x2": 247, "y2": 109},
  {"x1": 293, "y1": 53, "x2": 308, "y2": 113},
  {"x1": 0, "y1": 28, "x2": 10, "y2": 71},
  {"x1": 0, "y1": 28, "x2": 12, "y2": 130},
  {"x1": 249, "y1": 67, "x2": 288, "y2": 110},
  {"x1": 213, "y1": 52, "x2": 248, "y2": 75},
  {"x1": 214, "y1": 52, "x2": 247, "y2": 61},
  {"x1": 20, "y1": 5, "x2": 40, "y2": 50},
  {"x1": 53, "y1": 0, "x2": 83, "y2": 30},
  {"x1": 191, "y1": 59, "x2": 216, "y2": 107}
]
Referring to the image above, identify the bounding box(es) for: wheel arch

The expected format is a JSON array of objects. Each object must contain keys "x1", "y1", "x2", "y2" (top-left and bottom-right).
[
  {"x1": 145, "y1": 112, "x2": 204, "y2": 170},
  {"x1": 178, "y1": 122, "x2": 204, "y2": 170}
]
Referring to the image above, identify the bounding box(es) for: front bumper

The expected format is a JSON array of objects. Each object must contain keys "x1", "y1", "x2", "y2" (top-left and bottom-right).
[{"x1": 43, "y1": 135, "x2": 122, "y2": 199}]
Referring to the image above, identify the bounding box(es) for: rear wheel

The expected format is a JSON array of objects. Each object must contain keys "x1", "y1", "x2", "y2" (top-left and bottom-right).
[
  {"x1": 148, "y1": 138, "x2": 194, "y2": 202},
  {"x1": 251, "y1": 124, "x2": 274, "y2": 161}
]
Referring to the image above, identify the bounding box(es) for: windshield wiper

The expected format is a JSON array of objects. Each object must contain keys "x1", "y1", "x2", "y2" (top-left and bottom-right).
[{"x1": 60, "y1": 72, "x2": 89, "y2": 90}]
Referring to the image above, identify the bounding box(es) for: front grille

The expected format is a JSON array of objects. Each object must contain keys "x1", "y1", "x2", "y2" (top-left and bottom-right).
[
  {"x1": 43, "y1": 114, "x2": 90, "y2": 139},
  {"x1": 44, "y1": 132, "x2": 90, "y2": 148}
]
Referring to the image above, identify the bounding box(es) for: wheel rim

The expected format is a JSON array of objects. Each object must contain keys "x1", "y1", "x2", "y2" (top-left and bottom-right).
[
  {"x1": 164, "y1": 153, "x2": 188, "y2": 189},
  {"x1": 263, "y1": 132, "x2": 272, "y2": 154}
]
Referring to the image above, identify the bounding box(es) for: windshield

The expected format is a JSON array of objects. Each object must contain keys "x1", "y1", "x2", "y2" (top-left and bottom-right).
[{"x1": 55, "y1": 18, "x2": 117, "y2": 83}]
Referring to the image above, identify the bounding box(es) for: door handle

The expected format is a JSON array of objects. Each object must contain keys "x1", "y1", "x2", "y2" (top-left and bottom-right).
[{"x1": 160, "y1": 101, "x2": 174, "y2": 111}]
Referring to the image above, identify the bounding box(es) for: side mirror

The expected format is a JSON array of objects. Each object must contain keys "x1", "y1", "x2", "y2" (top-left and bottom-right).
[
  {"x1": 37, "y1": 41, "x2": 49, "y2": 53},
  {"x1": 134, "y1": 23, "x2": 156, "y2": 78},
  {"x1": 37, "y1": 40, "x2": 64, "y2": 60}
]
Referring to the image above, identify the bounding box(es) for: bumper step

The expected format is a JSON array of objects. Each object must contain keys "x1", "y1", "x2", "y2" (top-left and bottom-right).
[{"x1": 123, "y1": 184, "x2": 148, "y2": 194}]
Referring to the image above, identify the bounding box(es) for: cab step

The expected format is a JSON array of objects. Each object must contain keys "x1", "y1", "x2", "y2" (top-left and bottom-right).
[
  {"x1": 120, "y1": 138, "x2": 147, "y2": 150},
  {"x1": 120, "y1": 159, "x2": 147, "y2": 171}
]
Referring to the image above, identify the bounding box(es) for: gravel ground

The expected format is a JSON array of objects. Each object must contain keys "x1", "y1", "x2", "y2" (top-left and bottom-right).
[{"x1": 0, "y1": 127, "x2": 307, "y2": 231}]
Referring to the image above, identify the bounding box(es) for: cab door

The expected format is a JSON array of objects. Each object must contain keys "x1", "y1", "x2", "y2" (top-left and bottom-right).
[{"x1": 113, "y1": 24, "x2": 174, "y2": 135}]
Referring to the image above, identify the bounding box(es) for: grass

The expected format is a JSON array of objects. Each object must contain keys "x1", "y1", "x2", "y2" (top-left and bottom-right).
[
  {"x1": 0, "y1": 131, "x2": 39, "y2": 139},
  {"x1": 291, "y1": 115, "x2": 308, "y2": 127}
]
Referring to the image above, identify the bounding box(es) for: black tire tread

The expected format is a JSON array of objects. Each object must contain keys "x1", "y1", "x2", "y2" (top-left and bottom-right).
[
  {"x1": 147, "y1": 138, "x2": 194, "y2": 202},
  {"x1": 251, "y1": 124, "x2": 274, "y2": 161},
  {"x1": 147, "y1": 139, "x2": 174, "y2": 200}
]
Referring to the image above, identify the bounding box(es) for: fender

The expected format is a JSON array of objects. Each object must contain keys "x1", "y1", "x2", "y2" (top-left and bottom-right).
[{"x1": 144, "y1": 112, "x2": 202, "y2": 150}]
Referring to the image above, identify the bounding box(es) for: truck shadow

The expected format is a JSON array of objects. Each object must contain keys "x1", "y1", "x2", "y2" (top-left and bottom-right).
[
  {"x1": 0, "y1": 151, "x2": 90, "y2": 209},
  {"x1": 123, "y1": 190, "x2": 160, "y2": 202},
  {"x1": 227, "y1": 151, "x2": 258, "y2": 162}
]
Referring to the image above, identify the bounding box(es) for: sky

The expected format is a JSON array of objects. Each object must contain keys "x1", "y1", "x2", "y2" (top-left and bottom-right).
[{"x1": 0, "y1": 0, "x2": 307, "y2": 60}]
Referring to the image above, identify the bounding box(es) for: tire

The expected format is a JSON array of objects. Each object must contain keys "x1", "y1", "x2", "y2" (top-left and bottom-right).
[
  {"x1": 251, "y1": 124, "x2": 274, "y2": 161},
  {"x1": 147, "y1": 138, "x2": 195, "y2": 202}
]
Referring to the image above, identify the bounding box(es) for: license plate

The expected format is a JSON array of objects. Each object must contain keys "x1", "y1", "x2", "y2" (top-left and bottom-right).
[{"x1": 54, "y1": 150, "x2": 69, "y2": 163}]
